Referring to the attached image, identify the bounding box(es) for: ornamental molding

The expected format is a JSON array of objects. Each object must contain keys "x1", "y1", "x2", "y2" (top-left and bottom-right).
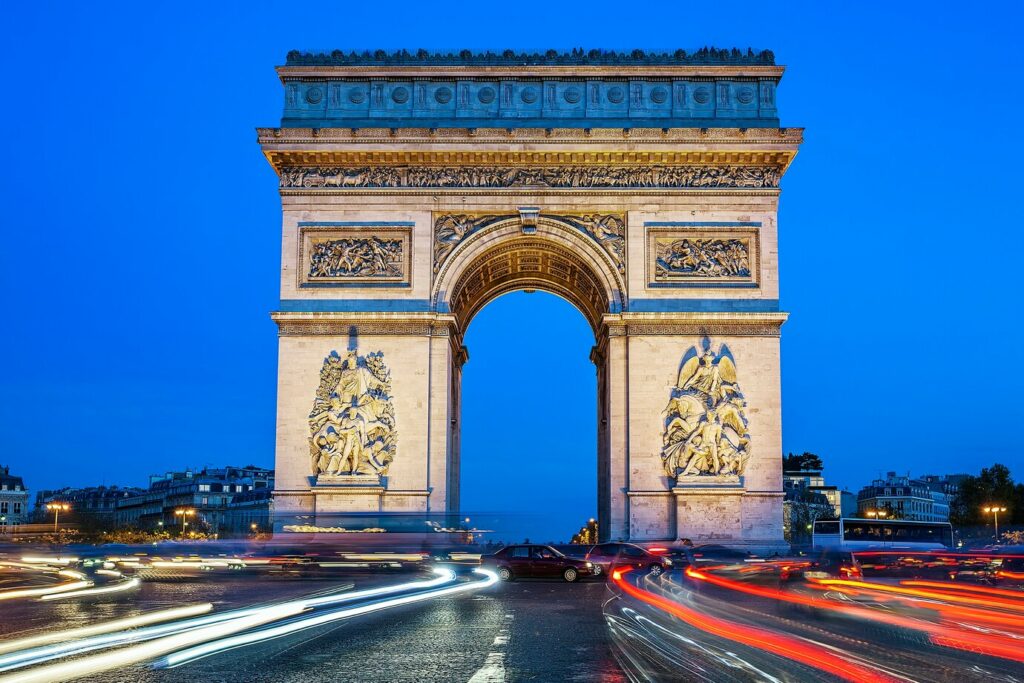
[
  {"x1": 272, "y1": 312, "x2": 456, "y2": 337},
  {"x1": 602, "y1": 312, "x2": 787, "y2": 337},
  {"x1": 259, "y1": 126, "x2": 803, "y2": 144},
  {"x1": 280, "y1": 165, "x2": 780, "y2": 190},
  {"x1": 284, "y1": 48, "x2": 777, "y2": 68}
]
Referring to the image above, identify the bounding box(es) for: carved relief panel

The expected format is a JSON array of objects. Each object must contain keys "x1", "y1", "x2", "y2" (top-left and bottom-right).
[
  {"x1": 646, "y1": 225, "x2": 759, "y2": 288},
  {"x1": 299, "y1": 225, "x2": 412, "y2": 287}
]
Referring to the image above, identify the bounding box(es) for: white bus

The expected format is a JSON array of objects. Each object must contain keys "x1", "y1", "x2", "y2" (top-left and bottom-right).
[{"x1": 812, "y1": 518, "x2": 953, "y2": 550}]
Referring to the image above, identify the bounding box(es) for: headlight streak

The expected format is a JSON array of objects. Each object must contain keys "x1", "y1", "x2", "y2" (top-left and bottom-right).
[
  {"x1": 0, "y1": 605, "x2": 306, "y2": 683},
  {"x1": 0, "y1": 567, "x2": 461, "y2": 678},
  {"x1": 611, "y1": 568, "x2": 899, "y2": 682},
  {"x1": 0, "y1": 580, "x2": 93, "y2": 602},
  {"x1": 155, "y1": 568, "x2": 498, "y2": 668},
  {"x1": 0, "y1": 604, "x2": 214, "y2": 657},
  {"x1": 40, "y1": 577, "x2": 141, "y2": 601}
]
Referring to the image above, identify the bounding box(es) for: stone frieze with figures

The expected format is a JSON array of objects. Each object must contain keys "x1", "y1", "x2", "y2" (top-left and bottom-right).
[{"x1": 280, "y1": 165, "x2": 781, "y2": 190}]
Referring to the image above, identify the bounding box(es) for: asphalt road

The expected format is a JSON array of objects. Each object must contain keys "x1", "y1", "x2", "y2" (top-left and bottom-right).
[{"x1": 3, "y1": 572, "x2": 626, "y2": 683}]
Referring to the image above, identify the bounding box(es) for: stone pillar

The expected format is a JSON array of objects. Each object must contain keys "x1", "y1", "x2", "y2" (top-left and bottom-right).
[{"x1": 605, "y1": 330, "x2": 630, "y2": 540}]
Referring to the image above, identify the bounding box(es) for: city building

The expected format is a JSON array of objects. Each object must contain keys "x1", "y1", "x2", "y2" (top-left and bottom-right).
[
  {"x1": 0, "y1": 465, "x2": 29, "y2": 529},
  {"x1": 224, "y1": 488, "x2": 274, "y2": 536},
  {"x1": 856, "y1": 472, "x2": 957, "y2": 522},
  {"x1": 783, "y1": 467, "x2": 842, "y2": 519},
  {"x1": 34, "y1": 486, "x2": 145, "y2": 527},
  {"x1": 115, "y1": 465, "x2": 274, "y2": 536}
]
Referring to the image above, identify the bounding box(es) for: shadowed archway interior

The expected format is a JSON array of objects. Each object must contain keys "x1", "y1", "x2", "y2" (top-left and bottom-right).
[{"x1": 447, "y1": 236, "x2": 612, "y2": 335}]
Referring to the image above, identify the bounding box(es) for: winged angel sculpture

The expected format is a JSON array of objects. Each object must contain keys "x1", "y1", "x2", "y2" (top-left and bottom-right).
[
  {"x1": 661, "y1": 344, "x2": 751, "y2": 481},
  {"x1": 309, "y1": 350, "x2": 397, "y2": 478}
]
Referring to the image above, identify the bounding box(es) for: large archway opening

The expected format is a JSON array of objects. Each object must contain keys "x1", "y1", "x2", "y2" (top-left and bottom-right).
[
  {"x1": 435, "y1": 220, "x2": 622, "y2": 544},
  {"x1": 459, "y1": 290, "x2": 596, "y2": 543}
]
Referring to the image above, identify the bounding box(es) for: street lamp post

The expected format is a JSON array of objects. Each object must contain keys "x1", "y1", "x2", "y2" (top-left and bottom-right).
[
  {"x1": 46, "y1": 503, "x2": 70, "y2": 533},
  {"x1": 984, "y1": 505, "x2": 1008, "y2": 541},
  {"x1": 174, "y1": 508, "x2": 195, "y2": 537}
]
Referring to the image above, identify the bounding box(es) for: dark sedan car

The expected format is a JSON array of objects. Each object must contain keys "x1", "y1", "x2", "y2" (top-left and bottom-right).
[
  {"x1": 584, "y1": 542, "x2": 672, "y2": 577},
  {"x1": 482, "y1": 544, "x2": 595, "y2": 582}
]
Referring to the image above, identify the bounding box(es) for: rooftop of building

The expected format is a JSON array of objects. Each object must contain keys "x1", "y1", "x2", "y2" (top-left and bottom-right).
[
  {"x1": 284, "y1": 47, "x2": 776, "y2": 67},
  {"x1": 0, "y1": 465, "x2": 25, "y2": 490},
  {"x1": 274, "y1": 47, "x2": 785, "y2": 130}
]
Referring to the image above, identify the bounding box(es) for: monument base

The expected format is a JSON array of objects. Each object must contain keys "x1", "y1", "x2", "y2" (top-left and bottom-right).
[{"x1": 673, "y1": 480, "x2": 744, "y2": 542}]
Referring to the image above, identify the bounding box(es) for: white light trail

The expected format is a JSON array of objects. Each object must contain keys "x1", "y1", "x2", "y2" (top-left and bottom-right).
[
  {"x1": 0, "y1": 580, "x2": 92, "y2": 602},
  {"x1": 0, "y1": 567, "x2": 459, "y2": 676},
  {"x1": 40, "y1": 578, "x2": 141, "y2": 601},
  {"x1": 0, "y1": 605, "x2": 305, "y2": 683},
  {"x1": 19, "y1": 557, "x2": 78, "y2": 566},
  {"x1": 0, "y1": 604, "x2": 213, "y2": 656},
  {"x1": 158, "y1": 568, "x2": 498, "y2": 668}
]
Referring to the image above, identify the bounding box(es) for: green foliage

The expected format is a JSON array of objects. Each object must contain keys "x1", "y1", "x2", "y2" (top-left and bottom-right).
[
  {"x1": 782, "y1": 452, "x2": 824, "y2": 472},
  {"x1": 950, "y1": 463, "x2": 1024, "y2": 527}
]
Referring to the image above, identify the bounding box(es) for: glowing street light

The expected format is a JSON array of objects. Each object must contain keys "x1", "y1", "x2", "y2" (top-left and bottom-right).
[
  {"x1": 174, "y1": 508, "x2": 195, "y2": 536},
  {"x1": 865, "y1": 509, "x2": 887, "y2": 519},
  {"x1": 46, "y1": 503, "x2": 70, "y2": 533},
  {"x1": 984, "y1": 505, "x2": 1008, "y2": 541}
]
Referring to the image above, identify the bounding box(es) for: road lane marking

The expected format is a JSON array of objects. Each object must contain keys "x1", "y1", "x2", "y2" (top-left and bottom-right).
[{"x1": 468, "y1": 612, "x2": 512, "y2": 682}]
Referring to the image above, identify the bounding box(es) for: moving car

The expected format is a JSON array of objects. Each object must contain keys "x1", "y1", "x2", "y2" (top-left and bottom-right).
[
  {"x1": 482, "y1": 544, "x2": 595, "y2": 582},
  {"x1": 780, "y1": 550, "x2": 861, "y2": 582},
  {"x1": 584, "y1": 542, "x2": 672, "y2": 577}
]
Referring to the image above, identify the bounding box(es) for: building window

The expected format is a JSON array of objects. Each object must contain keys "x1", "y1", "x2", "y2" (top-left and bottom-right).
[
  {"x1": 13, "y1": 503, "x2": 21, "y2": 514},
  {"x1": 0, "y1": 502, "x2": 7, "y2": 513},
  {"x1": 202, "y1": 497, "x2": 209, "y2": 505},
  {"x1": 199, "y1": 484, "x2": 210, "y2": 492}
]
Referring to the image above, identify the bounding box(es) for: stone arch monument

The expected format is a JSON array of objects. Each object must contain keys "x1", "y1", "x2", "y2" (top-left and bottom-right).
[{"x1": 261, "y1": 48, "x2": 801, "y2": 549}]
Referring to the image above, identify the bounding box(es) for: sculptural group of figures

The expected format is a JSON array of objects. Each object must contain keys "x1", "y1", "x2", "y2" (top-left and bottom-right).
[
  {"x1": 309, "y1": 350, "x2": 397, "y2": 477},
  {"x1": 655, "y1": 238, "x2": 750, "y2": 279},
  {"x1": 280, "y1": 165, "x2": 781, "y2": 190},
  {"x1": 308, "y1": 237, "x2": 403, "y2": 278},
  {"x1": 661, "y1": 345, "x2": 751, "y2": 480}
]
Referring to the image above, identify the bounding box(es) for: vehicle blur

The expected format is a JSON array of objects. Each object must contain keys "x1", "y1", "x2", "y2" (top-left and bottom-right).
[
  {"x1": 481, "y1": 543, "x2": 595, "y2": 582},
  {"x1": 583, "y1": 542, "x2": 672, "y2": 577},
  {"x1": 779, "y1": 549, "x2": 861, "y2": 582}
]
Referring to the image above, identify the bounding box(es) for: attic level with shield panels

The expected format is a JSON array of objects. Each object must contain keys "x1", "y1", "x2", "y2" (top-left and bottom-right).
[{"x1": 277, "y1": 48, "x2": 782, "y2": 129}]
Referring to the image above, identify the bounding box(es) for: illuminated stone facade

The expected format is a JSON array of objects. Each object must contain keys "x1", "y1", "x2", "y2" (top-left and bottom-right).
[{"x1": 262, "y1": 49, "x2": 801, "y2": 549}]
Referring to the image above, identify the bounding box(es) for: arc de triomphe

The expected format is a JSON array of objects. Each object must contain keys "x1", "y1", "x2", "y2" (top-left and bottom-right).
[{"x1": 260, "y1": 49, "x2": 801, "y2": 549}]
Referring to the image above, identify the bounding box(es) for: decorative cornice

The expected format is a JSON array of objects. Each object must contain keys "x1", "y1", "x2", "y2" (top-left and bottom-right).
[
  {"x1": 284, "y1": 48, "x2": 776, "y2": 68},
  {"x1": 601, "y1": 311, "x2": 788, "y2": 337},
  {"x1": 258, "y1": 126, "x2": 803, "y2": 144},
  {"x1": 272, "y1": 311, "x2": 456, "y2": 337}
]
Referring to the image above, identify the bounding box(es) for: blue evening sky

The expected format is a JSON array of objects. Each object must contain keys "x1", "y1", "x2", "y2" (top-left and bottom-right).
[{"x1": 2, "y1": 1, "x2": 1022, "y2": 542}]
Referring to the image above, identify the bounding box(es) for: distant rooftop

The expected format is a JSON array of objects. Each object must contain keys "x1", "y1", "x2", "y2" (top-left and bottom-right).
[{"x1": 285, "y1": 47, "x2": 775, "y2": 67}]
